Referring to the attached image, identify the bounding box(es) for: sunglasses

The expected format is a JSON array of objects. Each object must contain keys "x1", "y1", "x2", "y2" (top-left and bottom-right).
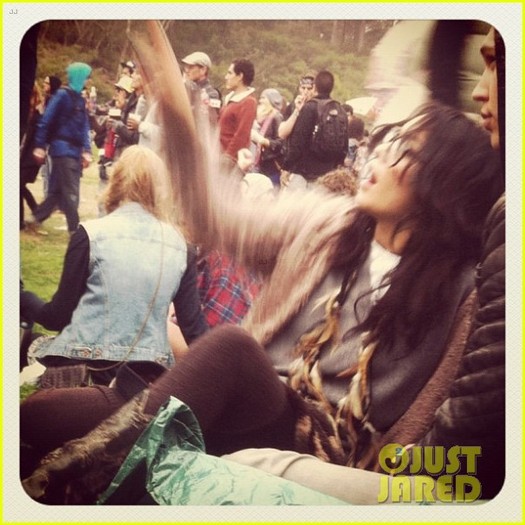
[{"x1": 361, "y1": 128, "x2": 417, "y2": 180}]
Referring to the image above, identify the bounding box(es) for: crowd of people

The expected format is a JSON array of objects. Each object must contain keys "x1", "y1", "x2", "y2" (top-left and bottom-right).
[
  {"x1": 19, "y1": 20, "x2": 505, "y2": 505},
  {"x1": 20, "y1": 50, "x2": 362, "y2": 232}
]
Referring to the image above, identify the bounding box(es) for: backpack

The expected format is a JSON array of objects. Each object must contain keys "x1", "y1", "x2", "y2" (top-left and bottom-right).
[{"x1": 310, "y1": 98, "x2": 349, "y2": 161}]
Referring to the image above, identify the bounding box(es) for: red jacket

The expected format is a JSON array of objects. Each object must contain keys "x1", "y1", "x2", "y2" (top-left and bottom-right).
[{"x1": 219, "y1": 88, "x2": 256, "y2": 160}]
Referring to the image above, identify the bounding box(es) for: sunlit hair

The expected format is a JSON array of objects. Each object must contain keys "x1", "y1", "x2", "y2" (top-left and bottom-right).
[
  {"x1": 334, "y1": 101, "x2": 503, "y2": 348},
  {"x1": 103, "y1": 145, "x2": 175, "y2": 224}
]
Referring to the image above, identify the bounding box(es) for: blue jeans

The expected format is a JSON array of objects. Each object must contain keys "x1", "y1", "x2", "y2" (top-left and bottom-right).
[{"x1": 34, "y1": 156, "x2": 81, "y2": 232}]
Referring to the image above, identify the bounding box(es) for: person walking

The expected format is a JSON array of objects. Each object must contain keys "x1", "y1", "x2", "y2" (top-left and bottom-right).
[{"x1": 28, "y1": 62, "x2": 93, "y2": 235}]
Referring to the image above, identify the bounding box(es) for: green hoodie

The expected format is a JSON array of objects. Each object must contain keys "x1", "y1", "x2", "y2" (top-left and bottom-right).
[{"x1": 66, "y1": 62, "x2": 92, "y2": 93}]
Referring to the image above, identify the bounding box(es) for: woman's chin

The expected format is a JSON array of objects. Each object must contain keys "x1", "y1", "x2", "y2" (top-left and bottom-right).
[{"x1": 354, "y1": 189, "x2": 369, "y2": 209}]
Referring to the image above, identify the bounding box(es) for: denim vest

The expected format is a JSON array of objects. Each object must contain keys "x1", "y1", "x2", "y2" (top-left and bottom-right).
[{"x1": 36, "y1": 203, "x2": 187, "y2": 367}]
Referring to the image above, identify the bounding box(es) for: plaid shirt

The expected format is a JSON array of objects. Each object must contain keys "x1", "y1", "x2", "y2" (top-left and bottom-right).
[{"x1": 197, "y1": 250, "x2": 261, "y2": 328}]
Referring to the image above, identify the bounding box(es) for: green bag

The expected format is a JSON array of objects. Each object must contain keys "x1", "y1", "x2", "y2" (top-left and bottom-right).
[{"x1": 99, "y1": 397, "x2": 347, "y2": 506}]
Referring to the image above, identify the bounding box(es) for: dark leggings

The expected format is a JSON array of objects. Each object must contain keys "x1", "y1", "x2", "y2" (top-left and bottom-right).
[{"x1": 21, "y1": 325, "x2": 297, "y2": 457}]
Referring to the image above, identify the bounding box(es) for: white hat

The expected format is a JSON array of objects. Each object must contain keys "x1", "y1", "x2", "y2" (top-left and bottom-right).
[
  {"x1": 182, "y1": 51, "x2": 212, "y2": 69},
  {"x1": 114, "y1": 75, "x2": 134, "y2": 94}
]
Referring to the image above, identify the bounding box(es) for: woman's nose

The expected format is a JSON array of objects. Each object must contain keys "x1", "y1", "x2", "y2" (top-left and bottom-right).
[{"x1": 472, "y1": 71, "x2": 489, "y2": 102}]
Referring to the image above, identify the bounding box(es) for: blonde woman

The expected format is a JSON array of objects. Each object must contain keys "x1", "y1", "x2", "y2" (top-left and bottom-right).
[
  {"x1": 20, "y1": 145, "x2": 206, "y2": 384},
  {"x1": 250, "y1": 88, "x2": 284, "y2": 186}
]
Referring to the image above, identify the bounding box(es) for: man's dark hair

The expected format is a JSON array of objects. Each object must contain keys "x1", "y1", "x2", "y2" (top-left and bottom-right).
[
  {"x1": 232, "y1": 59, "x2": 255, "y2": 86},
  {"x1": 315, "y1": 70, "x2": 334, "y2": 96},
  {"x1": 342, "y1": 103, "x2": 354, "y2": 116}
]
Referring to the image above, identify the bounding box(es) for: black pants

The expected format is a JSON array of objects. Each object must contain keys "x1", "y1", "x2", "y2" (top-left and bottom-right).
[
  {"x1": 21, "y1": 325, "x2": 297, "y2": 457},
  {"x1": 33, "y1": 156, "x2": 81, "y2": 232}
]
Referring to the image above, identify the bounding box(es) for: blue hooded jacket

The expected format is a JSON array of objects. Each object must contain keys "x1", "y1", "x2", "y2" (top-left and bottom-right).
[{"x1": 34, "y1": 62, "x2": 92, "y2": 158}]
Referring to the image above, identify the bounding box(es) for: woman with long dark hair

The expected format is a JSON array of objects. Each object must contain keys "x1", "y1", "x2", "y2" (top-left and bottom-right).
[
  {"x1": 20, "y1": 22, "x2": 503, "y2": 503},
  {"x1": 21, "y1": 98, "x2": 503, "y2": 503}
]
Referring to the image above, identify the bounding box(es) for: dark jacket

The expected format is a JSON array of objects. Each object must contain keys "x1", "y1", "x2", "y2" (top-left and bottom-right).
[
  {"x1": 113, "y1": 93, "x2": 139, "y2": 157},
  {"x1": 256, "y1": 113, "x2": 284, "y2": 176},
  {"x1": 282, "y1": 95, "x2": 345, "y2": 180},
  {"x1": 20, "y1": 109, "x2": 43, "y2": 183},
  {"x1": 420, "y1": 195, "x2": 505, "y2": 499},
  {"x1": 197, "y1": 78, "x2": 222, "y2": 116},
  {"x1": 33, "y1": 87, "x2": 91, "y2": 159}
]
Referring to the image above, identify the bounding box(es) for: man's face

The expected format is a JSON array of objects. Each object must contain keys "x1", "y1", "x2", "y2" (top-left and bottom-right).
[
  {"x1": 183, "y1": 63, "x2": 206, "y2": 83},
  {"x1": 472, "y1": 28, "x2": 499, "y2": 149},
  {"x1": 225, "y1": 64, "x2": 243, "y2": 91},
  {"x1": 298, "y1": 80, "x2": 314, "y2": 101}
]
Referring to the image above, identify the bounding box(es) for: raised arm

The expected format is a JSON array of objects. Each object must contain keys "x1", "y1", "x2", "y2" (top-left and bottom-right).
[{"x1": 135, "y1": 22, "x2": 354, "y2": 279}]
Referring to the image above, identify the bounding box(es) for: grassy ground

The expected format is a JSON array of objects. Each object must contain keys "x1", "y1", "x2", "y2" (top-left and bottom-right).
[{"x1": 21, "y1": 161, "x2": 102, "y2": 311}]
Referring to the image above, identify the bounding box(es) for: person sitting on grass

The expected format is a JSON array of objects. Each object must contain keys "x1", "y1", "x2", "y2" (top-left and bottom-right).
[{"x1": 20, "y1": 145, "x2": 206, "y2": 387}]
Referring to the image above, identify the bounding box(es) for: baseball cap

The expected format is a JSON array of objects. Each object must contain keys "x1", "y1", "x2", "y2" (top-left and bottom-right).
[{"x1": 182, "y1": 51, "x2": 212, "y2": 68}]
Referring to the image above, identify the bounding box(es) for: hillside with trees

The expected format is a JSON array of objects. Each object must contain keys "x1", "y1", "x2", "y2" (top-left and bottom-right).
[{"x1": 31, "y1": 19, "x2": 396, "y2": 104}]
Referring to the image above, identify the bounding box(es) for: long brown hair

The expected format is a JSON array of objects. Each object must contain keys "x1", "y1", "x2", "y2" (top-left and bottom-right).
[{"x1": 335, "y1": 102, "x2": 503, "y2": 350}]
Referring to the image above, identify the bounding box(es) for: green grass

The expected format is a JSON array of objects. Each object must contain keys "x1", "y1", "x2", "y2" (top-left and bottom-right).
[
  {"x1": 21, "y1": 162, "x2": 101, "y2": 304},
  {"x1": 21, "y1": 223, "x2": 69, "y2": 299},
  {"x1": 20, "y1": 383, "x2": 39, "y2": 403}
]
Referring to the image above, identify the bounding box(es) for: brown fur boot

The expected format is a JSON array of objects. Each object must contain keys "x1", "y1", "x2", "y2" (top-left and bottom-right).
[{"x1": 22, "y1": 389, "x2": 152, "y2": 505}]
